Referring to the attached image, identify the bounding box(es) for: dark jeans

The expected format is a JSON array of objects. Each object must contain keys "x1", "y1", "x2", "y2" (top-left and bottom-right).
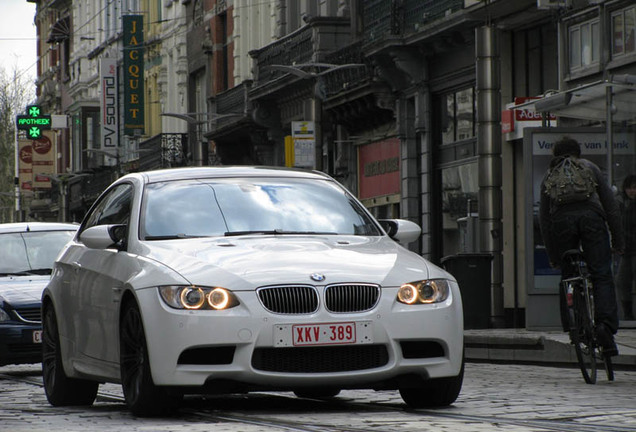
[{"x1": 551, "y1": 208, "x2": 619, "y2": 333}]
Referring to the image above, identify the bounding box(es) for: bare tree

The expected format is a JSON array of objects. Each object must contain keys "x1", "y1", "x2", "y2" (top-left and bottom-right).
[{"x1": 0, "y1": 67, "x2": 35, "y2": 221}]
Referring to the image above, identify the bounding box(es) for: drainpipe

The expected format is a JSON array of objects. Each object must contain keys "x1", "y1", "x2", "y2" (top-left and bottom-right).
[
  {"x1": 476, "y1": 25, "x2": 504, "y2": 327},
  {"x1": 606, "y1": 85, "x2": 614, "y2": 185}
]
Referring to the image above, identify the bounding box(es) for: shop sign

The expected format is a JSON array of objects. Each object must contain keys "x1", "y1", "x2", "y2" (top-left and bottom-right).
[
  {"x1": 358, "y1": 138, "x2": 400, "y2": 200},
  {"x1": 31, "y1": 131, "x2": 56, "y2": 189},
  {"x1": 18, "y1": 139, "x2": 32, "y2": 192},
  {"x1": 100, "y1": 58, "x2": 118, "y2": 149},
  {"x1": 123, "y1": 15, "x2": 144, "y2": 135},
  {"x1": 532, "y1": 131, "x2": 634, "y2": 156},
  {"x1": 16, "y1": 105, "x2": 51, "y2": 139},
  {"x1": 503, "y1": 97, "x2": 557, "y2": 140}
]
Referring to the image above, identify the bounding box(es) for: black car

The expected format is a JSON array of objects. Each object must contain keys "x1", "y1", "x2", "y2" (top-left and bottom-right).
[{"x1": 0, "y1": 222, "x2": 77, "y2": 366}]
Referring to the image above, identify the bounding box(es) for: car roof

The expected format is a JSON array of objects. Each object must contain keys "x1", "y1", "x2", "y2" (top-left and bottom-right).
[
  {"x1": 120, "y1": 166, "x2": 332, "y2": 184},
  {"x1": 0, "y1": 222, "x2": 79, "y2": 234}
]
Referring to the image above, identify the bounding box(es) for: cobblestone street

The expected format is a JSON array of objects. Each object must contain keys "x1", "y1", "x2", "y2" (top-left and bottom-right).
[{"x1": 2, "y1": 362, "x2": 635, "y2": 431}]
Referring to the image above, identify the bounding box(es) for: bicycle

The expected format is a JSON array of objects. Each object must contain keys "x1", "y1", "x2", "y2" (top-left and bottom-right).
[{"x1": 560, "y1": 249, "x2": 614, "y2": 384}]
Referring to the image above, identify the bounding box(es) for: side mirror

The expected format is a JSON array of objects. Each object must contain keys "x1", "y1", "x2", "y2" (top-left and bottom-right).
[
  {"x1": 80, "y1": 224, "x2": 126, "y2": 250},
  {"x1": 378, "y1": 219, "x2": 421, "y2": 245}
]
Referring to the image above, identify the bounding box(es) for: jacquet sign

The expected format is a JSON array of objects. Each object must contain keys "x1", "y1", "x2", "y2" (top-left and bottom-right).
[{"x1": 123, "y1": 15, "x2": 144, "y2": 135}]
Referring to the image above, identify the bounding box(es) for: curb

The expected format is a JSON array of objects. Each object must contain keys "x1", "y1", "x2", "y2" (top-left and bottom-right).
[{"x1": 464, "y1": 330, "x2": 636, "y2": 370}]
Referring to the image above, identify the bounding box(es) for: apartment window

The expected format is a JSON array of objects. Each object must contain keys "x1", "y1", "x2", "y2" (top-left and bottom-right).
[
  {"x1": 568, "y1": 18, "x2": 600, "y2": 71},
  {"x1": 612, "y1": 6, "x2": 636, "y2": 58}
]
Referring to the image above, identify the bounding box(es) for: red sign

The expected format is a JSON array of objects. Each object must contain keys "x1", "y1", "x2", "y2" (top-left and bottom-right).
[
  {"x1": 33, "y1": 136, "x2": 52, "y2": 154},
  {"x1": 501, "y1": 109, "x2": 514, "y2": 133},
  {"x1": 19, "y1": 145, "x2": 32, "y2": 164},
  {"x1": 358, "y1": 138, "x2": 400, "y2": 200},
  {"x1": 513, "y1": 97, "x2": 556, "y2": 121}
]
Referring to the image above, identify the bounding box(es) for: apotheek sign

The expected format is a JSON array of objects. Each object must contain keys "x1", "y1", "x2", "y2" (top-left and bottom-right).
[{"x1": 16, "y1": 105, "x2": 51, "y2": 139}]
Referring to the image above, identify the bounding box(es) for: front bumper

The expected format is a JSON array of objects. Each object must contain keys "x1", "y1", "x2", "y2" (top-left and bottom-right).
[
  {"x1": 137, "y1": 285, "x2": 464, "y2": 389},
  {"x1": 0, "y1": 323, "x2": 42, "y2": 366}
]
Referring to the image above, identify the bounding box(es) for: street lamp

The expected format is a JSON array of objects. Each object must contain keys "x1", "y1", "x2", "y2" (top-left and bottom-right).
[
  {"x1": 262, "y1": 63, "x2": 366, "y2": 100},
  {"x1": 84, "y1": 148, "x2": 152, "y2": 175},
  {"x1": 38, "y1": 173, "x2": 89, "y2": 222},
  {"x1": 161, "y1": 112, "x2": 243, "y2": 166},
  {"x1": 261, "y1": 63, "x2": 366, "y2": 170}
]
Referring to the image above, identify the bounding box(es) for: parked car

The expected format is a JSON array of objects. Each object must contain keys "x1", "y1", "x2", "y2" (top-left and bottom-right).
[
  {"x1": 0, "y1": 222, "x2": 78, "y2": 366},
  {"x1": 42, "y1": 166, "x2": 463, "y2": 416}
]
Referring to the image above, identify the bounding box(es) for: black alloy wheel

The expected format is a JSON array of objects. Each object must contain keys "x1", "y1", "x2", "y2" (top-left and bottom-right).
[
  {"x1": 42, "y1": 303, "x2": 98, "y2": 406},
  {"x1": 120, "y1": 300, "x2": 180, "y2": 416}
]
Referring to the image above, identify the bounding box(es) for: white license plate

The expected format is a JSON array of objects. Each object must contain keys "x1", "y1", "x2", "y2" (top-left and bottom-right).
[
  {"x1": 274, "y1": 321, "x2": 373, "y2": 347},
  {"x1": 32, "y1": 330, "x2": 42, "y2": 344}
]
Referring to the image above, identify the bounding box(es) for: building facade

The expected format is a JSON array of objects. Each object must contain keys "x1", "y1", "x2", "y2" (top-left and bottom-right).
[{"x1": 28, "y1": 0, "x2": 636, "y2": 328}]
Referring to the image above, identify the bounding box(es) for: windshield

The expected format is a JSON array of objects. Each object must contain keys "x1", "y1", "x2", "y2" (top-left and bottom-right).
[
  {"x1": 141, "y1": 177, "x2": 382, "y2": 240},
  {"x1": 0, "y1": 230, "x2": 75, "y2": 275}
]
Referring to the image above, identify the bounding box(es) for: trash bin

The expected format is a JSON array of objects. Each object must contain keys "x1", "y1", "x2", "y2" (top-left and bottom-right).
[{"x1": 441, "y1": 253, "x2": 492, "y2": 329}]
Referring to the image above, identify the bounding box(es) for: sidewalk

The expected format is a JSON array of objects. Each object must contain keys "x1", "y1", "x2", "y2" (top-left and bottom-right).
[{"x1": 464, "y1": 321, "x2": 636, "y2": 370}]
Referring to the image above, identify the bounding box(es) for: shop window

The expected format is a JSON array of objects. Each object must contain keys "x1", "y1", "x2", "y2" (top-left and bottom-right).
[
  {"x1": 441, "y1": 88, "x2": 475, "y2": 145},
  {"x1": 441, "y1": 162, "x2": 479, "y2": 257},
  {"x1": 568, "y1": 18, "x2": 600, "y2": 72},
  {"x1": 612, "y1": 6, "x2": 636, "y2": 58}
]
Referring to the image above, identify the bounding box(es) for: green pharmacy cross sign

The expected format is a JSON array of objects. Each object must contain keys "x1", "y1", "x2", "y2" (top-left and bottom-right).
[{"x1": 16, "y1": 105, "x2": 52, "y2": 139}]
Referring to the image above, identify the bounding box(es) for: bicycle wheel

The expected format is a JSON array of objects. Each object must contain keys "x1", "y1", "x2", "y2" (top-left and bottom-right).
[{"x1": 571, "y1": 289, "x2": 597, "y2": 384}]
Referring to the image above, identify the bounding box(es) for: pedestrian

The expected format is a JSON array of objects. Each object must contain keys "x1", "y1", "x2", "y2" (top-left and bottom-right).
[
  {"x1": 616, "y1": 174, "x2": 636, "y2": 321},
  {"x1": 539, "y1": 136, "x2": 624, "y2": 356}
]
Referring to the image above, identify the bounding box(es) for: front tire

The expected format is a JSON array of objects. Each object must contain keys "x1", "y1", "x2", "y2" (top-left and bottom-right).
[
  {"x1": 571, "y1": 291, "x2": 597, "y2": 384},
  {"x1": 42, "y1": 303, "x2": 98, "y2": 406},
  {"x1": 399, "y1": 359, "x2": 464, "y2": 408},
  {"x1": 120, "y1": 300, "x2": 180, "y2": 417}
]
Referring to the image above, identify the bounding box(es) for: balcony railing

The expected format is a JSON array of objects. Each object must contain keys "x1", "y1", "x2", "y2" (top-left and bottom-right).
[
  {"x1": 251, "y1": 17, "x2": 351, "y2": 86},
  {"x1": 364, "y1": 0, "x2": 464, "y2": 43},
  {"x1": 252, "y1": 25, "x2": 314, "y2": 83},
  {"x1": 215, "y1": 82, "x2": 247, "y2": 115},
  {"x1": 323, "y1": 40, "x2": 370, "y2": 98},
  {"x1": 139, "y1": 133, "x2": 188, "y2": 171}
]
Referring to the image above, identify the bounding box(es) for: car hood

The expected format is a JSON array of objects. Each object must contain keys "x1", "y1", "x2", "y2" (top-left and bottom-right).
[
  {"x1": 0, "y1": 276, "x2": 50, "y2": 305},
  {"x1": 141, "y1": 236, "x2": 445, "y2": 289}
]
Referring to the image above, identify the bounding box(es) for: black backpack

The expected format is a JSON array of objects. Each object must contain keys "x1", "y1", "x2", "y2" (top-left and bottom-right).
[{"x1": 544, "y1": 157, "x2": 597, "y2": 204}]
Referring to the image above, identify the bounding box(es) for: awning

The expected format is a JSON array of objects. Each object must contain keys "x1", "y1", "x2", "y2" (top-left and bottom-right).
[
  {"x1": 47, "y1": 16, "x2": 70, "y2": 43},
  {"x1": 510, "y1": 75, "x2": 636, "y2": 123}
]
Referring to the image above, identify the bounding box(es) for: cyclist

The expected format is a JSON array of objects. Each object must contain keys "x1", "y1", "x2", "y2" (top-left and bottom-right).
[{"x1": 539, "y1": 136, "x2": 624, "y2": 356}]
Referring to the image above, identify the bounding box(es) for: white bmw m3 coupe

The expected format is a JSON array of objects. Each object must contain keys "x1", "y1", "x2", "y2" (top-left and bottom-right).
[{"x1": 42, "y1": 166, "x2": 463, "y2": 416}]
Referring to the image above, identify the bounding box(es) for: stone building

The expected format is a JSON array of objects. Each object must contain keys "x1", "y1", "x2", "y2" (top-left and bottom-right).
[{"x1": 30, "y1": 0, "x2": 636, "y2": 328}]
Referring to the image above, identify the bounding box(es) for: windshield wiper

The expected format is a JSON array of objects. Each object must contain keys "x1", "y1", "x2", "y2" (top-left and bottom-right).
[
  {"x1": 0, "y1": 268, "x2": 52, "y2": 276},
  {"x1": 144, "y1": 234, "x2": 207, "y2": 240},
  {"x1": 224, "y1": 230, "x2": 337, "y2": 237}
]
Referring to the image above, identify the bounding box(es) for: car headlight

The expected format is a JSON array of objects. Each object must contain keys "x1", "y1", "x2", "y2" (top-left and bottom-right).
[
  {"x1": 397, "y1": 279, "x2": 451, "y2": 305},
  {"x1": 158, "y1": 286, "x2": 239, "y2": 310},
  {"x1": 0, "y1": 307, "x2": 10, "y2": 322}
]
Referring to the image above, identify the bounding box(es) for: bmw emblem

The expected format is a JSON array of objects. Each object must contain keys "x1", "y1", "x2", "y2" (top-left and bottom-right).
[{"x1": 310, "y1": 273, "x2": 326, "y2": 282}]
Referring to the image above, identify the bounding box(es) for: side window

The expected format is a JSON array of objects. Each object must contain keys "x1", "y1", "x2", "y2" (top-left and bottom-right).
[{"x1": 82, "y1": 183, "x2": 133, "y2": 232}]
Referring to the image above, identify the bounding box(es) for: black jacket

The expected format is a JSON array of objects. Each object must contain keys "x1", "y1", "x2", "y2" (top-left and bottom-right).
[
  {"x1": 539, "y1": 157, "x2": 624, "y2": 264},
  {"x1": 618, "y1": 194, "x2": 636, "y2": 255}
]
